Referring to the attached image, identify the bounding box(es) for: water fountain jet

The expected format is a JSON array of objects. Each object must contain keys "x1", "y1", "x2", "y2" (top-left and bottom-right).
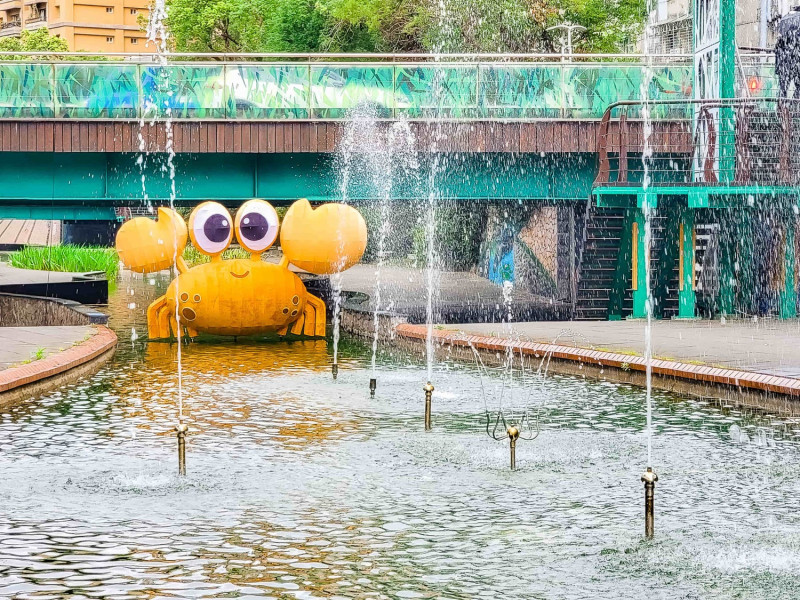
[
  {"x1": 176, "y1": 421, "x2": 188, "y2": 476},
  {"x1": 332, "y1": 363, "x2": 339, "y2": 380},
  {"x1": 507, "y1": 425, "x2": 520, "y2": 470},
  {"x1": 423, "y1": 382, "x2": 434, "y2": 430},
  {"x1": 641, "y1": 466, "x2": 658, "y2": 538}
]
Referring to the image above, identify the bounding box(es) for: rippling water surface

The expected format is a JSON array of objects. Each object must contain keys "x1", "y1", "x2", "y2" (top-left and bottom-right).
[{"x1": 2, "y1": 275, "x2": 800, "y2": 599}]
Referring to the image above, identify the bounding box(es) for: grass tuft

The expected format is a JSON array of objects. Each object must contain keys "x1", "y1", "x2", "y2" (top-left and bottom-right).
[
  {"x1": 9, "y1": 245, "x2": 119, "y2": 279},
  {"x1": 182, "y1": 243, "x2": 254, "y2": 267}
]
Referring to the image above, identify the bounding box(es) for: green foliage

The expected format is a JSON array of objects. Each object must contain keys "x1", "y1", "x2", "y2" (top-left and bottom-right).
[
  {"x1": 182, "y1": 243, "x2": 253, "y2": 266},
  {"x1": 166, "y1": 0, "x2": 644, "y2": 54},
  {"x1": 557, "y1": 0, "x2": 646, "y2": 52},
  {"x1": 0, "y1": 28, "x2": 69, "y2": 58},
  {"x1": 9, "y1": 245, "x2": 119, "y2": 279},
  {"x1": 412, "y1": 203, "x2": 486, "y2": 271}
]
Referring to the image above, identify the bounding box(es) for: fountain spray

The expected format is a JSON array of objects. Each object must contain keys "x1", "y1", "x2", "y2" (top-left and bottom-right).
[
  {"x1": 145, "y1": 0, "x2": 188, "y2": 474},
  {"x1": 639, "y1": 6, "x2": 658, "y2": 532}
]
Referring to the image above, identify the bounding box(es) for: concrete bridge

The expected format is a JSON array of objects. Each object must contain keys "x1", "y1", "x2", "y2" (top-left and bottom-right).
[{"x1": 0, "y1": 53, "x2": 776, "y2": 219}]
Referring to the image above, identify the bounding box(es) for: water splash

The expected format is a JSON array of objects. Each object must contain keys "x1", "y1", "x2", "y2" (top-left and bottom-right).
[
  {"x1": 143, "y1": 0, "x2": 182, "y2": 421},
  {"x1": 640, "y1": 12, "x2": 656, "y2": 468}
]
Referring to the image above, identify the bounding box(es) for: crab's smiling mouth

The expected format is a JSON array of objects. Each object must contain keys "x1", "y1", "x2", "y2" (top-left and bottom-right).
[{"x1": 230, "y1": 270, "x2": 250, "y2": 279}]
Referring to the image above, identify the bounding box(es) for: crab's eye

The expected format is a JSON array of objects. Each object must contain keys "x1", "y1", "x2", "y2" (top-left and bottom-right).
[
  {"x1": 235, "y1": 200, "x2": 279, "y2": 253},
  {"x1": 189, "y1": 202, "x2": 233, "y2": 256}
]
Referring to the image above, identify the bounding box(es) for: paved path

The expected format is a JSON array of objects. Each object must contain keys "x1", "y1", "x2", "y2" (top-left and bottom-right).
[
  {"x1": 0, "y1": 326, "x2": 95, "y2": 368},
  {"x1": 339, "y1": 264, "x2": 569, "y2": 319},
  {"x1": 443, "y1": 319, "x2": 800, "y2": 378},
  {"x1": 0, "y1": 262, "x2": 86, "y2": 285}
]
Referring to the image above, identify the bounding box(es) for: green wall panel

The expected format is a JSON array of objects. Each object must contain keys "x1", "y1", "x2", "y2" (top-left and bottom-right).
[{"x1": 0, "y1": 151, "x2": 597, "y2": 219}]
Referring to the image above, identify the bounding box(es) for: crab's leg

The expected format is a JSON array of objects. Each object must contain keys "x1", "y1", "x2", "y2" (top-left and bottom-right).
[
  {"x1": 289, "y1": 313, "x2": 305, "y2": 336},
  {"x1": 147, "y1": 296, "x2": 169, "y2": 340},
  {"x1": 185, "y1": 324, "x2": 199, "y2": 339},
  {"x1": 305, "y1": 293, "x2": 327, "y2": 337},
  {"x1": 276, "y1": 325, "x2": 289, "y2": 337},
  {"x1": 154, "y1": 301, "x2": 173, "y2": 340},
  {"x1": 168, "y1": 313, "x2": 180, "y2": 341}
]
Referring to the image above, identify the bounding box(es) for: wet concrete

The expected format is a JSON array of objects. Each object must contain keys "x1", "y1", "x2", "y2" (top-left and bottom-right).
[{"x1": 444, "y1": 319, "x2": 800, "y2": 378}]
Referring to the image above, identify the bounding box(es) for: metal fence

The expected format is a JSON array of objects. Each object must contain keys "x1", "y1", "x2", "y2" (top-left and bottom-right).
[{"x1": 594, "y1": 98, "x2": 800, "y2": 187}]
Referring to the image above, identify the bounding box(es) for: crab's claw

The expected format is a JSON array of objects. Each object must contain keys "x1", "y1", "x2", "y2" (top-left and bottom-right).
[
  {"x1": 280, "y1": 199, "x2": 367, "y2": 274},
  {"x1": 116, "y1": 207, "x2": 188, "y2": 273}
]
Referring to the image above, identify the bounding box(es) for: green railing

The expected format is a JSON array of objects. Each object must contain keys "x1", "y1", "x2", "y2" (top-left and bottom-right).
[{"x1": 0, "y1": 58, "x2": 776, "y2": 120}]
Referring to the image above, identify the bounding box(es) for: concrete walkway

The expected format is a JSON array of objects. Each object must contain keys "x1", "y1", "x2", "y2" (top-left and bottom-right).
[
  {"x1": 0, "y1": 326, "x2": 94, "y2": 368},
  {"x1": 339, "y1": 264, "x2": 570, "y2": 320},
  {"x1": 443, "y1": 319, "x2": 800, "y2": 378}
]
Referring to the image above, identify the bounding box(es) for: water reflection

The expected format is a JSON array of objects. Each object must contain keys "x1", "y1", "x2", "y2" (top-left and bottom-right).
[{"x1": 1, "y1": 278, "x2": 800, "y2": 597}]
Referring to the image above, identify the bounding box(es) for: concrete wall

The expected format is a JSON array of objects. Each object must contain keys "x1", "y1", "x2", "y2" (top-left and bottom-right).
[{"x1": 0, "y1": 293, "x2": 105, "y2": 327}]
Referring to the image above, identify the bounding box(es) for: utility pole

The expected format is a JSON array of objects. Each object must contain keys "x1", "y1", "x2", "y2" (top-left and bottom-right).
[{"x1": 546, "y1": 23, "x2": 587, "y2": 58}]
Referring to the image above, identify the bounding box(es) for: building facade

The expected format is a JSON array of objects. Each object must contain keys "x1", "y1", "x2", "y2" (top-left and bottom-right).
[
  {"x1": 649, "y1": 0, "x2": 791, "y2": 53},
  {"x1": 0, "y1": 0, "x2": 152, "y2": 52}
]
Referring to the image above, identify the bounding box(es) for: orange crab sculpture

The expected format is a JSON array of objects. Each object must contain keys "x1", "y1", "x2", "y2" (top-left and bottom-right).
[{"x1": 116, "y1": 199, "x2": 367, "y2": 340}]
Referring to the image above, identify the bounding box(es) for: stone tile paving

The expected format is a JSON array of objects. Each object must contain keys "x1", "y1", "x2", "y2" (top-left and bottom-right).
[
  {"x1": 0, "y1": 326, "x2": 95, "y2": 369},
  {"x1": 444, "y1": 319, "x2": 800, "y2": 378}
]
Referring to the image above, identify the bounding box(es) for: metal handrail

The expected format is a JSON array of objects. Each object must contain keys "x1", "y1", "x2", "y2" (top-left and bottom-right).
[
  {"x1": 0, "y1": 51, "x2": 697, "y2": 62},
  {"x1": 593, "y1": 97, "x2": 799, "y2": 187}
]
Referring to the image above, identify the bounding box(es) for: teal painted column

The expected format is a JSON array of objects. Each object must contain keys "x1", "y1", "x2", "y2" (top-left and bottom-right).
[
  {"x1": 631, "y1": 198, "x2": 649, "y2": 319},
  {"x1": 718, "y1": 212, "x2": 736, "y2": 317},
  {"x1": 719, "y1": 0, "x2": 737, "y2": 182},
  {"x1": 780, "y1": 218, "x2": 797, "y2": 319},
  {"x1": 608, "y1": 209, "x2": 634, "y2": 321},
  {"x1": 735, "y1": 212, "x2": 755, "y2": 314},
  {"x1": 677, "y1": 207, "x2": 696, "y2": 318}
]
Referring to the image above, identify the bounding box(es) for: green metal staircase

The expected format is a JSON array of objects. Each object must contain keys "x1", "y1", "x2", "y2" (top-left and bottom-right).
[{"x1": 575, "y1": 205, "x2": 680, "y2": 320}]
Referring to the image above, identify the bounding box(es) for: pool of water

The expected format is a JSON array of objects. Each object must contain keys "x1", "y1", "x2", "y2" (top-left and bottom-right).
[{"x1": 2, "y1": 275, "x2": 800, "y2": 599}]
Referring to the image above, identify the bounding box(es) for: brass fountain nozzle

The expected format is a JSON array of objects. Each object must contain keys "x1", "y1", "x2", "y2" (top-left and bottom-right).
[
  {"x1": 175, "y1": 422, "x2": 188, "y2": 476},
  {"x1": 423, "y1": 382, "x2": 434, "y2": 431},
  {"x1": 641, "y1": 466, "x2": 658, "y2": 539},
  {"x1": 369, "y1": 377, "x2": 377, "y2": 397},
  {"x1": 507, "y1": 425, "x2": 520, "y2": 470},
  {"x1": 641, "y1": 466, "x2": 658, "y2": 485}
]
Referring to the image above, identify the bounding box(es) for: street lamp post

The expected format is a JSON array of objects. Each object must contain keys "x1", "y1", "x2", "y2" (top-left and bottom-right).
[{"x1": 546, "y1": 23, "x2": 587, "y2": 59}]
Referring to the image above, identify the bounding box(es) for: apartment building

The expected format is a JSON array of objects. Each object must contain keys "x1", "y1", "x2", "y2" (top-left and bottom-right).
[
  {"x1": 0, "y1": 0, "x2": 153, "y2": 52},
  {"x1": 648, "y1": 0, "x2": 792, "y2": 53}
]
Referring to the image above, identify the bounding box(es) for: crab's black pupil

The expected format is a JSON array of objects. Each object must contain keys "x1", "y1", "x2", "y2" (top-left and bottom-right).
[
  {"x1": 204, "y1": 214, "x2": 230, "y2": 243},
  {"x1": 240, "y1": 212, "x2": 269, "y2": 241}
]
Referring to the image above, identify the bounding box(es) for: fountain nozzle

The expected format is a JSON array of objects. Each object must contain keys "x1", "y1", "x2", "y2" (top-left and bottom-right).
[
  {"x1": 423, "y1": 382, "x2": 434, "y2": 431},
  {"x1": 369, "y1": 377, "x2": 377, "y2": 397},
  {"x1": 332, "y1": 363, "x2": 338, "y2": 380},
  {"x1": 641, "y1": 466, "x2": 658, "y2": 539},
  {"x1": 175, "y1": 422, "x2": 188, "y2": 476},
  {"x1": 507, "y1": 425, "x2": 520, "y2": 470}
]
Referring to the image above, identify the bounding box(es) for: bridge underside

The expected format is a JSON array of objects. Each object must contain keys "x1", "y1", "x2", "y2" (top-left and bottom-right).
[{"x1": 0, "y1": 151, "x2": 598, "y2": 220}]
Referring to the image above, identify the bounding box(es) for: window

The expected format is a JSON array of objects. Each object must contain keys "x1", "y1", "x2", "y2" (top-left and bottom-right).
[
  {"x1": 106, "y1": 6, "x2": 113, "y2": 12},
  {"x1": 130, "y1": 37, "x2": 137, "y2": 44},
  {"x1": 106, "y1": 36, "x2": 114, "y2": 43},
  {"x1": 130, "y1": 8, "x2": 138, "y2": 14}
]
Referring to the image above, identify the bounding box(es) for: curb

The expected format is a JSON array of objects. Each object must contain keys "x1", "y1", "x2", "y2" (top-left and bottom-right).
[
  {"x1": 395, "y1": 323, "x2": 800, "y2": 399},
  {"x1": 0, "y1": 325, "x2": 118, "y2": 394}
]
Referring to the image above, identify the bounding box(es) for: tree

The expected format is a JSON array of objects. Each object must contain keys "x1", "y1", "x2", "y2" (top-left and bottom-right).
[
  {"x1": 0, "y1": 28, "x2": 69, "y2": 54},
  {"x1": 164, "y1": 0, "x2": 645, "y2": 55}
]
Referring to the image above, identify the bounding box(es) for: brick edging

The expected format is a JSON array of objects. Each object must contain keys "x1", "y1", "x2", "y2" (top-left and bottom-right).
[
  {"x1": 0, "y1": 325, "x2": 118, "y2": 393},
  {"x1": 395, "y1": 323, "x2": 800, "y2": 398}
]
